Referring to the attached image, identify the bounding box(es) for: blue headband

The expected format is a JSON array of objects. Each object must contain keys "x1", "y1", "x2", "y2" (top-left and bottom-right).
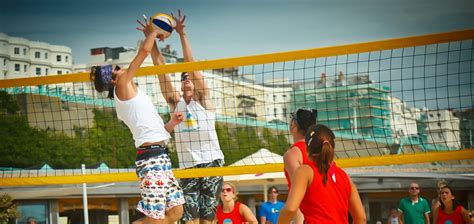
[{"x1": 100, "y1": 65, "x2": 113, "y2": 90}]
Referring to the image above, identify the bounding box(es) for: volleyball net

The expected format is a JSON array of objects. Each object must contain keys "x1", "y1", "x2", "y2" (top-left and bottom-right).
[{"x1": 1, "y1": 30, "x2": 473, "y2": 186}]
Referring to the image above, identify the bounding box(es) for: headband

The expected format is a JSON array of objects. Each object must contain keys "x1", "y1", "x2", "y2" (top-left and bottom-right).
[{"x1": 100, "y1": 65, "x2": 113, "y2": 90}]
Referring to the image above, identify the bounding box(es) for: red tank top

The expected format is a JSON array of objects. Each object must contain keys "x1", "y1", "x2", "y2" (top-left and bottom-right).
[
  {"x1": 299, "y1": 162, "x2": 351, "y2": 223},
  {"x1": 216, "y1": 202, "x2": 245, "y2": 224},
  {"x1": 284, "y1": 141, "x2": 310, "y2": 189},
  {"x1": 438, "y1": 205, "x2": 465, "y2": 224}
]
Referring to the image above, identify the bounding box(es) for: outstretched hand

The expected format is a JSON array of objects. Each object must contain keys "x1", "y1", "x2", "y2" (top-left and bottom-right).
[
  {"x1": 171, "y1": 9, "x2": 186, "y2": 35},
  {"x1": 137, "y1": 15, "x2": 165, "y2": 41}
]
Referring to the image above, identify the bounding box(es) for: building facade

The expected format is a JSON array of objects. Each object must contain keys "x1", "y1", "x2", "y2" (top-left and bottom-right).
[
  {"x1": 0, "y1": 33, "x2": 73, "y2": 80},
  {"x1": 425, "y1": 109, "x2": 461, "y2": 148},
  {"x1": 292, "y1": 73, "x2": 393, "y2": 138}
]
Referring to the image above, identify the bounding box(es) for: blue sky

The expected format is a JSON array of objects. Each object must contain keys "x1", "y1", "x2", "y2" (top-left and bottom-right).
[{"x1": 1, "y1": 0, "x2": 473, "y2": 64}]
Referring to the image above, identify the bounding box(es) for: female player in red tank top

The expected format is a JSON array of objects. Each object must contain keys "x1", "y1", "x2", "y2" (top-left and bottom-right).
[
  {"x1": 278, "y1": 124, "x2": 366, "y2": 224},
  {"x1": 434, "y1": 185, "x2": 471, "y2": 224},
  {"x1": 215, "y1": 182, "x2": 257, "y2": 224},
  {"x1": 283, "y1": 108, "x2": 317, "y2": 224}
]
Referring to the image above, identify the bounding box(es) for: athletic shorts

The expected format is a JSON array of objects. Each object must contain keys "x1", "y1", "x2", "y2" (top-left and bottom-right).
[
  {"x1": 180, "y1": 159, "x2": 224, "y2": 221},
  {"x1": 135, "y1": 146, "x2": 185, "y2": 220}
]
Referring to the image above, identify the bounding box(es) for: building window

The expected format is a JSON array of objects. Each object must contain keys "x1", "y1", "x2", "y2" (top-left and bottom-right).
[
  {"x1": 14, "y1": 47, "x2": 19, "y2": 55},
  {"x1": 35, "y1": 51, "x2": 41, "y2": 58},
  {"x1": 17, "y1": 201, "x2": 49, "y2": 224},
  {"x1": 24, "y1": 65, "x2": 27, "y2": 72},
  {"x1": 14, "y1": 64, "x2": 20, "y2": 72},
  {"x1": 57, "y1": 70, "x2": 62, "y2": 75},
  {"x1": 437, "y1": 122, "x2": 441, "y2": 127},
  {"x1": 273, "y1": 95, "x2": 276, "y2": 101},
  {"x1": 45, "y1": 68, "x2": 49, "y2": 75},
  {"x1": 36, "y1": 67, "x2": 41, "y2": 75},
  {"x1": 57, "y1": 55, "x2": 61, "y2": 62},
  {"x1": 429, "y1": 114, "x2": 433, "y2": 118},
  {"x1": 45, "y1": 52, "x2": 48, "y2": 59},
  {"x1": 65, "y1": 56, "x2": 69, "y2": 62},
  {"x1": 23, "y1": 48, "x2": 27, "y2": 55},
  {"x1": 274, "y1": 108, "x2": 277, "y2": 116},
  {"x1": 437, "y1": 113, "x2": 441, "y2": 117},
  {"x1": 3, "y1": 59, "x2": 6, "y2": 66},
  {"x1": 283, "y1": 108, "x2": 287, "y2": 116}
]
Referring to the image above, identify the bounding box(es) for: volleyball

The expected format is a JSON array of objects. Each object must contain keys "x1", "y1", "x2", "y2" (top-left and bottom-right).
[{"x1": 149, "y1": 13, "x2": 176, "y2": 39}]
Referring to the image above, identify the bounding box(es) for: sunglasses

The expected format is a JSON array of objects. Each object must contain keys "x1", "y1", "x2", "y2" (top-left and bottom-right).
[
  {"x1": 410, "y1": 187, "x2": 419, "y2": 190},
  {"x1": 270, "y1": 190, "x2": 278, "y2": 194},
  {"x1": 181, "y1": 75, "x2": 189, "y2": 82},
  {"x1": 222, "y1": 187, "x2": 233, "y2": 193}
]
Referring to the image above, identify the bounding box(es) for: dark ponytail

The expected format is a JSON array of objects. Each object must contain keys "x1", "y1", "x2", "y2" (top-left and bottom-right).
[
  {"x1": 305, "y1": 124, "x2": 336, "y2": 185},
  {"x1": 317, "y1": 140, "x2": 334, "y2": 185}
]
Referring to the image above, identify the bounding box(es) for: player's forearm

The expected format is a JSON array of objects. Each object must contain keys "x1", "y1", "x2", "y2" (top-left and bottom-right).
[
  {"x1": 179, "y1": 33, "x2": 195, "y2": 62},
  {"x1": 164, "y1": 119, "x2": 179, "y2": 133},
  {"x1": 150, "y1": 43, "x2": 165, "y2": 65}
]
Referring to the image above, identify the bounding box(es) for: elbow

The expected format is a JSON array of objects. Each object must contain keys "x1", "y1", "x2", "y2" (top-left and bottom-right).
[
  {"x1": 282, "y1": 206, "x2": 297, "y2": 216},
  {"x1": 287, "y1": 207, "x2": 298, "y2": 214},
  {"x1": 353, "y1": 215, "x2": 367, "y2": 224}
]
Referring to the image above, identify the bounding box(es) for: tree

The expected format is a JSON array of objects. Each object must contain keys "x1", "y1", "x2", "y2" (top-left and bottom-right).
[{"x1": 0, "y1": 193, "x2": 19, "y2": 224}]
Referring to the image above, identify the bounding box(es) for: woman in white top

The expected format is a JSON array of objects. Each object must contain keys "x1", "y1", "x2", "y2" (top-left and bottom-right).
[{"x1": 90, "y1": 20, "x2": 185, "y2": 224}]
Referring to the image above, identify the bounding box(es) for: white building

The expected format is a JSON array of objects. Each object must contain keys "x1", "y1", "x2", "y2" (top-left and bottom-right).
[
  {"x1": 425, "y1": 109, "x2": 461, "y2": 148},
  {"x1": 262, "y1": 77, "x2": 293, "y2": 122},
  {"x1": 0, "y1": 33, "x2": 73, "y2": 80},
  {"x1": 390, "y1": 97, "x2": 423, "y2": 138}
]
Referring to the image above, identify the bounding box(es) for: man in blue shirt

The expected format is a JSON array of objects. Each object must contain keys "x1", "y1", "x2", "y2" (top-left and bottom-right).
[{"x1": 258, "y1": 186, "x2": 285, "y2": 224}]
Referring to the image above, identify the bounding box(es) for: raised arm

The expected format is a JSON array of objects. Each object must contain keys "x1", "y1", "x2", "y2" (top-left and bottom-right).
[
  {"x1": 172, "y1": 10, "x2": 213, "y2": 110},
  {"x1": 115, "y1": 25, "x2": 159, "y2": 100},
  {"x1": 137, "y1": 17, "x2": 180, "y2": 111}
]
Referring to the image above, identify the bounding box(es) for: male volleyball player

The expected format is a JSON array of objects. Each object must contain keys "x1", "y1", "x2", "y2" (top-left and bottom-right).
[{"x1": 139, "y1": 10, "x2": 224, "y2": 224}]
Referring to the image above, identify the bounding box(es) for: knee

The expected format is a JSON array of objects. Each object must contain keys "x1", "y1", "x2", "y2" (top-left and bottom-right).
[{"x1": 167, "y1": 205, "x2": 184, "y2": 222}]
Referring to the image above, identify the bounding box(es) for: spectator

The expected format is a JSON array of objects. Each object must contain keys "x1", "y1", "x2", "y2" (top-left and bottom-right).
[
  {"x1": 387, "y1": 208, "x2": 401, "y2": 224},
  {"x1": 432, "y1": 180, "x2": 448, "y2": 221},
  {"x1": 433, "y1": 185, "x2": 471, "y2": 224},
  {"x1": 258, "y1": 186, "x2": 285, "y2": 224},
  {"x1": 216, "y1": 182, "x2": 257, "y2": 224},
  {"x1": 26, "y1": 217, "x2": 36, "y2": 224},
  {"x1": 398, "y1": 182, "x2": 431, "y2": 224}
]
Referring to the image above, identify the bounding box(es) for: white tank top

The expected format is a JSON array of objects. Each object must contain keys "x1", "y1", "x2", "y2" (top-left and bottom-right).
[
  {"x1": 174, "y1": 98, "x2": 224, "y2": 168},
  {"x1": 114, "y1": 88, "x2": 170, "y2": 148}
]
